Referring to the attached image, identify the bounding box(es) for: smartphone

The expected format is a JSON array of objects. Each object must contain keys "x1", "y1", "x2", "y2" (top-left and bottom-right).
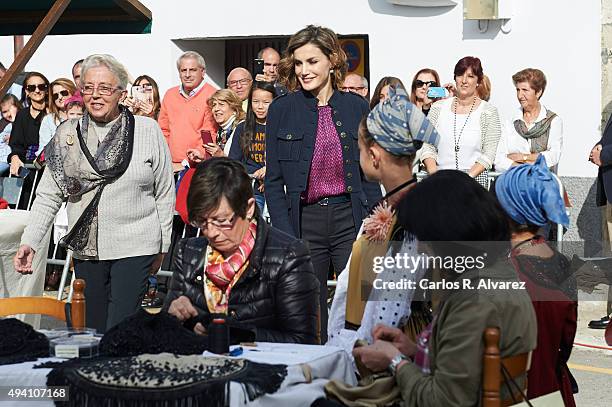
[
  {"x1": 200, "y1": 130, "x2": 213, "y2": 145},
  {"x1": 254, "y1": 59, "x2": 264, "y2": 77},
  {"x1": 131, "y1": 85, "x2": 149, "y2": 104},
  {"x1": 427, "y1": 87, "x2": 448, "y2": 99}
]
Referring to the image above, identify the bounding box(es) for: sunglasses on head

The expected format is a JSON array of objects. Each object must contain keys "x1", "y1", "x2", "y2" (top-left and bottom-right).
[
  {"x1": 26, "y1": 84, "x2": 48, "y2": 92},
  {"x1": 52, "y1": 90, "x2": 70, "y2": 101},
  {"x1": 415, "y1": 80, "x2": 437, "y2": 88}
]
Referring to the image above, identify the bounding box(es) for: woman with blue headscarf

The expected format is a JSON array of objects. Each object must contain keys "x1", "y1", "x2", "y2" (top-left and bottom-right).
[
  {"x1": 495, "y1": 155, "x2": 577, "y2": 406},
  {"x1": 327, "y1": 86, "x2": 439, "y2": 357}
]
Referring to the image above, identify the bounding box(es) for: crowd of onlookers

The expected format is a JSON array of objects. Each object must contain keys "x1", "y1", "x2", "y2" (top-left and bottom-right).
[{"x1": 3, "y1": 22, "x2": 611, "y2": 406}]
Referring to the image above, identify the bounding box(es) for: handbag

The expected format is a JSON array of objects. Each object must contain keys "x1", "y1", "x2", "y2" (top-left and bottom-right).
[{"x1": 473, "y1": 170, "x2": 490, "y2": 190}]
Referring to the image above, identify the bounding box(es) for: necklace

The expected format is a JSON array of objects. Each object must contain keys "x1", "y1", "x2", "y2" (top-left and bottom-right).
[
  {"x1": 383, "y1": 178, "x2": 416, "y2": 202},
  {"x1": 507, "y1": 235, "x2": 540, "y2": 258},
  {"x1": 452, "y1": 96, "x2": 477, "y2": 170}
]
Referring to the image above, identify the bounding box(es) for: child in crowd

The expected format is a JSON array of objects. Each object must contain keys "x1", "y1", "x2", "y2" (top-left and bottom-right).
[
  {"x1": 65, "y1": 96, "x2": 84, "y2": 120},
  {"x1": 229, "y1": 80, "x2": 277, "y2": 213},
  {"x1": 0, "y1": 94, "x2": 22, "y2": 175}
]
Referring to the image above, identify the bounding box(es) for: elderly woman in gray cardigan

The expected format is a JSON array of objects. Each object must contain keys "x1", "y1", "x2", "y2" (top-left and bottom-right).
[
  {"x1": 14, "y1": 54, "x2": 175, "y2": 333},
  {"x1": 421, "y1": 56, "x2": 501, "y2": 188}
]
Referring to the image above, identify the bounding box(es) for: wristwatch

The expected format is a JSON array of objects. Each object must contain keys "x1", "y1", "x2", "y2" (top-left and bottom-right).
[
  {"x1": 523, "y1": 154, "x2": 528, "y2": 162},
  {"x1": 388, "y1": 353, "x2": 409, "y2": 375}
]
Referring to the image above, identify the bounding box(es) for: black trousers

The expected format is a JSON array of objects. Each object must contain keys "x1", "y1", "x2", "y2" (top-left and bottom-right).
[
  {"x1": 301, "y1": 201, "x2": 357, "y2": 343},
  {"x1": 74, "y1": 254, "x2": 155, "y2": 333}
]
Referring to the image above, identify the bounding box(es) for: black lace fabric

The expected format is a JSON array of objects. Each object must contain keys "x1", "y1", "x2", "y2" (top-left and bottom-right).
[
  {"x1": 40, "y1": 353, "x2": 286, "y2": 407},
  {"x1": 34, "y1": 310, "x2": 288, "y2": 406},
  {"x1": 0, "y1": 318, "x2": 49, "y2": 365},
  {"x1": 99, "y1": 309, "x2": 209, "y2": 357}
]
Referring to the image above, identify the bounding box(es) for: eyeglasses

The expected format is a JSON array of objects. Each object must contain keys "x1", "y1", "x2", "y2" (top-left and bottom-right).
[
  {"x1": 81, "y1": 84, "x2": 123, "y2": 96},
  {"x1": 228, "y1": 78, "x2": 252, "y2": 87},
  {"x1": 26, "y1": 84, "x2": 48, "y2": 92},
  {"x1": 341, "y1": 86, "x2": 365, "y2": 92},
  {"x1": 190, "y1": 213, "x2": 237, "y2": 231},
  {"x1": 52, "y1": 90, "x2": 70, "y2": 101},
  {"x1": 415, "y1": 80, "x2": 437, "y2": 88}
]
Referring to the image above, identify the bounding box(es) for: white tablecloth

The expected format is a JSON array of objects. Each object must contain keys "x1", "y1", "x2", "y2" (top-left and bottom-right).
[
  {"x1": 0, "y1": 343, "x2": 356, "y2": 407},
  {"x1": 0, "y1": 209, "x2": 51, "y2": 329}
]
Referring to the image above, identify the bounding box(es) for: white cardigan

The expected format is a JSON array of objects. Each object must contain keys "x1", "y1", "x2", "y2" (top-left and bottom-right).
[{"x1": 420, "y1": 98, "x2": 502, "y2": 170}]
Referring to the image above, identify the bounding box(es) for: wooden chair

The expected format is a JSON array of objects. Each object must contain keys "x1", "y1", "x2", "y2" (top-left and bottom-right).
[
  {"x1": 0, "y1": 279, "x2": 86, "y2": 328},
  {"x1": 482, "y1": 327, "x2": 531, "y2": 407}
]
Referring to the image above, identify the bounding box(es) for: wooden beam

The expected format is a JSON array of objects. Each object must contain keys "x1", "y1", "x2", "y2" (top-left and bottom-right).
[
  {"x1": 0, "y1": 0, "x2": 72, "y2": 97},
  {"x1": 114, "y1": 0, "x2": 152, "y2": 20},
  {"x1": 0, "y1": 9, "x2": 133, "y2": 25},
  {"x1": 13, "y1": 36, "x2": 24, "y2": 58}
]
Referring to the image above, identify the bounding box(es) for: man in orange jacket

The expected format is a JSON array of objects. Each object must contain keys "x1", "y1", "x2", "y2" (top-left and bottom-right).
[{"x1": 158, "y1": 51, "x2": 217, "y2": 172}]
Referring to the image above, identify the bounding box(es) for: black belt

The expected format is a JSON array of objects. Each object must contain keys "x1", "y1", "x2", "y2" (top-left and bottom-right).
[{"x1": 314, "y1": 194, "x2": 351, "y2": 206}]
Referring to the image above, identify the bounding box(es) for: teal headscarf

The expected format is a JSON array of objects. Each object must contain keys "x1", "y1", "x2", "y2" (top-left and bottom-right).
[
  {"x1": 495, "y1": 155, "x2": 569, "y2": 227},
  {"x1": 366, "y1": 87, "x2": 439, "y2": 156}
]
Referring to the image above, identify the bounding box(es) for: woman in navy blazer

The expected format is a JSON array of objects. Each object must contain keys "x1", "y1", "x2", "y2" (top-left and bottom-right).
[{"x1": 265, "y1": 25, "x2": 382, "y2": 341}]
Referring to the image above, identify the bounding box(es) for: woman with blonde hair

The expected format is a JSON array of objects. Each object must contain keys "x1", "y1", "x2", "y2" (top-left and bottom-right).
[
  {"x1": 266, "y1": 25, "x2": 382, "y2": 341},
  {"x1": 187, "y1": 89, "x2": 245, "y2": 162},
  {"x1": 38, "y1": 78, "x2": 76, "y2": 155}
]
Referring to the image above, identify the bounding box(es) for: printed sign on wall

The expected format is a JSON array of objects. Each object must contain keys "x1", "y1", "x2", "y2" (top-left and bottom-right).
[{"x1": 340, "y1": 38, "x2": 365, "y2": 76}]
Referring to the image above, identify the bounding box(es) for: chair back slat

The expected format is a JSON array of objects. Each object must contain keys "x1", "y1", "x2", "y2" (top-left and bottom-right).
[
  {"x1": 482, "y1": 327, "x2": 530, "y2": 407},
  {"x1": 0, "y1": 279, "x2": 86, "y2": 328},
  {"x1": 482, "y1": 327, "x2": 502, "y2": 407}
]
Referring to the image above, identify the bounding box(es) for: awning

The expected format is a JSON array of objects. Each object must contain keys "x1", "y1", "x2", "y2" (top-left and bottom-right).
[
  {"x1": 0, "y1": 0, "x2": 152, "y2": 36},
  {"x1": 0, "y1": 0, "x2": 152, "y2": 96}
]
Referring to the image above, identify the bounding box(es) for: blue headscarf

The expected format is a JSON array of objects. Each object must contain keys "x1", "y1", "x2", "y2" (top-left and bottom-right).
[
  {"x1": 366, "y1": 87, "x2": 439, "y2": 156},
  {"x1": 495, "y1": 155, "x2": 569, "y2": 227}
]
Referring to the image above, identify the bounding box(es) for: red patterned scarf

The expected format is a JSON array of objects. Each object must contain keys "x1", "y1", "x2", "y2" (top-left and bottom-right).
[{"x1": 204, "y1": 220, "x2": 257, "y2": 314}]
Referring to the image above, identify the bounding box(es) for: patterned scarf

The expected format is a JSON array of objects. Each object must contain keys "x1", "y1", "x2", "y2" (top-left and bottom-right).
[
  {"x1": 366, "y1": 86, "x2": 439, "y2": 155},
  {"x1": 216, "y1": 114, "x2": 236, "y2": 151},
  {"x1": 44, "y1": 107, "x2": 134, "y2": 258},
  {"x1": 204, "y1": 219, "x2": 257, "y2": 314},
  {"x1": 513, "y1": 109, "x2": 557, "y2": 154}
]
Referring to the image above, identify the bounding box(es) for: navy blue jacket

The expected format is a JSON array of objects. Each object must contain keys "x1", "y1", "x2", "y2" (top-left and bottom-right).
[
  {"x1": 597, "y1": 115, "x2": 612, "y2": 205},
  {"x1": 265, "y1": 89, "x2": 382, "y2": 237}
]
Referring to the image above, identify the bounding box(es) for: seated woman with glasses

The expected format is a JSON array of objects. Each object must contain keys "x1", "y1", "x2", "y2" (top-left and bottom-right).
[
  {"x1": 164, "y1": 157, "x2": 320, "y2": 344},
  {"x1": 409, "y1": 68, "x2": 441, "y2": 117}
]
